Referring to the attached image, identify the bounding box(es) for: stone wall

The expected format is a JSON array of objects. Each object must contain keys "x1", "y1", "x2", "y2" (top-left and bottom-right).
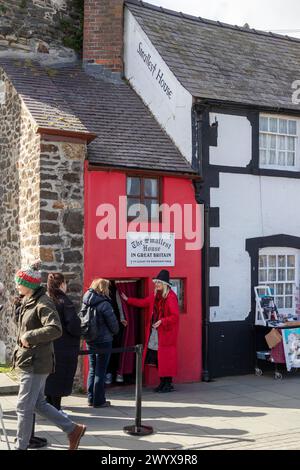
[
  {"x1": 0, "y1": 0, "x2": 83, "y2": 63},
  {"x1": 39, "y1": 140, "x2": 86, "y2": 307},
  {"x1": 0, "y1": 68, "x2": 41, "y2": 357},
  {"x1": 0, "y1": 70, "x2": 86, "y2": 365}
]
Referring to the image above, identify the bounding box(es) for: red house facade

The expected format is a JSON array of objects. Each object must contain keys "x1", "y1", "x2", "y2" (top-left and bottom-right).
[
  {"x1": 80, "y1": 0, "x2": 203, "y2": 386},
  {"x1": 84, "y1": 167, "x2": 202, "y2": 385}
]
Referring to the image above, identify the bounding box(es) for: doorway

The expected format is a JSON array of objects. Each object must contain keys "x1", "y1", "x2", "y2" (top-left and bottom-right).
[{"x1": 105, "y1": 278, "x2": 144, "y2": 386}]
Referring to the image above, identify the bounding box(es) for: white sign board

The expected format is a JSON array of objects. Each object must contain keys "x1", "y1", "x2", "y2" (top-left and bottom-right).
[{"x1": 126, "y1": 232, "x2": 175, "y2": 267}]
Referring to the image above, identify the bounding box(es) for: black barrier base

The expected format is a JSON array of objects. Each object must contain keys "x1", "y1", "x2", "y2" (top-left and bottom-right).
[{"x1": 123, "y1": 425, "x2": 154, "y2": 436}]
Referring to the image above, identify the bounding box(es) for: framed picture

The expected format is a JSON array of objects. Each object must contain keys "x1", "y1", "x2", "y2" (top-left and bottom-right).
[{"x1": 281, "y1": 328, "x2": 300, "y2": 371}]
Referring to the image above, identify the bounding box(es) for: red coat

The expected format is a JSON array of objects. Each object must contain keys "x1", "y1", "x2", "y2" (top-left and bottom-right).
[{"x1": 127, "y1": 289, "x2": 179, "y2": 377}]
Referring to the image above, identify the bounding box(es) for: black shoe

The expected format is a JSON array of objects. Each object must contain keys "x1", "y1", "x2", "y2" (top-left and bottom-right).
[
  {"x1": 28, "y1": 436, "x2": 48, "y2": 449},
  {"x1": 153, "y1": 382, "x2": 165, "y2": 392},
  {"x1": 157, "y1": 383, "x2": 175, "y2": 393}
]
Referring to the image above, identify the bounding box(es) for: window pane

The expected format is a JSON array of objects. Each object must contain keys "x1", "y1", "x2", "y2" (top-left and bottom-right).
[
  {"x1": 288, "y1": 120, "x2": 297, "y2": 135},
  {"x1": 287, "y1": 152, "x2": 295, "y2": 166},
  {"x1": 277, "y1": 297, "x2": 284, "y2": 308},
  {"x1": 277, "y1": 284, "x2": 284, "y2": 295},
  {"x1": 144, "y1": 179, "x2": 158, "y2": 197},
  {"x1": 268, "y1": 255, "x2": 276, "y2": 267},
  {"x1": 279, "y1": 136, "x2": 285, "y2": 150},
  {"x1": 285, "y1": 297, "x2": 293, "y2": 308},
  {"x1": 287, "y1": 269, "x2": 295, "y2": 281},
  {"x1": 270, "y1": 135, "x2": 276, "y2": 149},
  {"x1": 268, "y1": 269, "x2": 276, "y2": 281},
  {"x1": 278, "y1": 255, "x2": 286, "y2": 267},
  {"x1": 260, "y1": 150, "x2": 267, "y2": 164},
  {"x1": 287, "y1": 255, "x2": 295, "y2": 267},
  {"x1": 269, "y1": 150, "x2": 276, "y2": 164},
  {"x1": 279, "y1": 119, "x2": 288, "y2": 134},
  {"x1": 127, "y1": 177, "x2": 140, "y2": 196},
  {"x1": 171, "y1": 279, "x2": 184, "y2": 312},
  {"x1": 260, "y1": 134, "x2": 267, "y2": 148},
  {"x1": 285, "y1": 283, "x2": 293, "y2": 295},
  {"x1": 127, "y1": 198, "x2": 141, "y2": 218},
  {"x1": 278, "y1": 151, "x2": 286, "y2": 166},
  {"x1": 144, "y1": 199, "x2": 159, "y2": 220},
  {"x1": 259, "y1": 270, "x2": 267, "y2": 282},
  {"x1": 278, "y1": 269, "x2": 286, "y2": 281},
  {"x1": 287, "y1": 137, "x2": 295, "y2": 151},
  {"x1": 269, "y1": 118, "x2": 278, "y2": 132},
  {"x1": 259, "y1": 255, "x2": 267, "y2": 268},
  {"x1": 260, "y1": 117, "x2": 268, "y2": 132},
  {"x1": 269, "y1": 284, "x2": 275, "y2": 295}
]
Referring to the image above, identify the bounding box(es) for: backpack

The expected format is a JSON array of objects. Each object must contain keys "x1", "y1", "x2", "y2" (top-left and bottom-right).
[{"x1": 78, "y1": 305, "x2": 98, "y2": 342}]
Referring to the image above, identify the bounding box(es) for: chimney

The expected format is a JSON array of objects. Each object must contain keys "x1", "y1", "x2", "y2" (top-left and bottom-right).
[{"x1": 83, "y1": 0, "x2": 124, "y2": 77}]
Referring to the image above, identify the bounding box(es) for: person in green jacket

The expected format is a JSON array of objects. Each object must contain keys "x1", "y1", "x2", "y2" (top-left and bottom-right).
[{"x1": 13, "y1": 260, "x2": 86, "y2": 450}]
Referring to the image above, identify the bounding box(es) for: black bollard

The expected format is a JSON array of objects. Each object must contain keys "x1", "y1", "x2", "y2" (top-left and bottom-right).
[{"x1": 123, "y1": 344, "x2": 153, "y2": 436}]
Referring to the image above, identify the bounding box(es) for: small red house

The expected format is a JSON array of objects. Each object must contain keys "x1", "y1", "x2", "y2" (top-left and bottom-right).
[{"x1": 80, "y1": 0, "x2": 202, "y2": 386}]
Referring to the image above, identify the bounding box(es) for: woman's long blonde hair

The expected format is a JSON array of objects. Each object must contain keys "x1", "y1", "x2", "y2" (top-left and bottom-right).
[
  {"x1": 154, "y1": 282, "x2": 170, "y2": 299},
  {"x1": 90, "y1": 278, "x2": 110, "y2": 297}
]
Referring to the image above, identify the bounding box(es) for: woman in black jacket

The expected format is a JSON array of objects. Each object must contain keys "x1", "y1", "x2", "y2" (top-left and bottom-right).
[
  {"x1": 82, "y1": 279, "x2": 119, "y2": 408},
  {"x1": 45, "y1": 273, "x2": 81, "y2": 410}
]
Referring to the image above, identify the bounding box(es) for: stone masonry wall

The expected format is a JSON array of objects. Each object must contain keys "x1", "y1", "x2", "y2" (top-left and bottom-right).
[
  {"x1": 0, "y1": 71, "x2": 86, "y2": 367},
  {"x1": 0, "y1": 0, "x2": 83, "y2": 63},
  {"x1": 0, "y1": 68, "x2": 41, "y2": 357},
  {"x1": 39, "y1": 140, "x2": 86, "y2": 307},
  {"x1": 39, "y1": 140, "x2": 86, "y2": 390}
]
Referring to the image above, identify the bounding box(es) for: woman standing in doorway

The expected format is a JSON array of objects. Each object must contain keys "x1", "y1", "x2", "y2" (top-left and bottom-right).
[
  {"x1": 45, "y1": 273, "x2": 81, "y2": 410},
  {"x1": 121, "y1": 270, "x2": 179, "y2": 393}
]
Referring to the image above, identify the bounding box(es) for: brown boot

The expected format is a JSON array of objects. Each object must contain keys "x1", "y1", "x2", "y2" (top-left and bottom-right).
[{"x1": 68, "y1": 424, "x2": 86, "y2": 450}]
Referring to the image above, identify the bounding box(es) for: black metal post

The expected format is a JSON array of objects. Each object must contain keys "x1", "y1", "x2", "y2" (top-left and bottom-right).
[{"x1": 123, "y1": 344, "x2": 153, "y2": 436}]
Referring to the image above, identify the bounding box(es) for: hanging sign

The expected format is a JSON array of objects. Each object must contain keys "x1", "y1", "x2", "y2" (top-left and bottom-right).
[{"x1": 126, "y1": 232, "x2": 175, "y2": 267}]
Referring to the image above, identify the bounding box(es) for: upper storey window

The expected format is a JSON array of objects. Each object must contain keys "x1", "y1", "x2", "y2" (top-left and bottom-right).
[{"x1": 259, "y1": 115, "x2": 298, "y2": 170}]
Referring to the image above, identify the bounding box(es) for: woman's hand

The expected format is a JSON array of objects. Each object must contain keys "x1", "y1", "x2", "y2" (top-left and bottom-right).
[
  {"x1": 152, "y1": 320, "x2": 162, "y2": 329},
  {"x1": 121, "y1": 319, "x2": 128, "y2": 327},
  {"x1": 121, "y1": 293, "x2": 128, "y2": 302}
]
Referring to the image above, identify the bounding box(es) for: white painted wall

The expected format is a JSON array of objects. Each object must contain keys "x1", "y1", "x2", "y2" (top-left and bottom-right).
[
  {"x1": 209, "y1": 113, "x2": 252, "y2": 167},
  {"x1": 210, "y1": 172, "x2": 300, "y2": 322},
  {"x1": 124, "y1": 8, "x2": 193, "y2": 163}
]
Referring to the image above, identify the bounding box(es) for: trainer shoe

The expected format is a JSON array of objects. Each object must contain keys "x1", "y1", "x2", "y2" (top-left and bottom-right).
[{"x1": 104, "y1": 373, "x2": 112, "y2": 385}]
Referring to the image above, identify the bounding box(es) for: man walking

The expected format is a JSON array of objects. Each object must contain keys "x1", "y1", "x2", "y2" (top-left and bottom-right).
[{"x1": 13, "y1": 260, "x2": 86, "y2": 450}]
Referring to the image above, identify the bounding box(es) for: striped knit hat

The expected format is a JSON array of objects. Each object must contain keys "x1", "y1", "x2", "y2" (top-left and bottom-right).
[{"x1": 15, "y1": 260, "x2": 42, "y2": 290}]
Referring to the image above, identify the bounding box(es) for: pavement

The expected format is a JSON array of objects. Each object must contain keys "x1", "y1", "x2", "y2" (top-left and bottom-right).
[{"x1": 1, "y1": 370, "x2": 300, "y2": 450}]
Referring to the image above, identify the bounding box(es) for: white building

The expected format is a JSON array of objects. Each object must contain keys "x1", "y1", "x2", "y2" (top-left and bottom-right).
[{"x1": 122, "y1": 0, "x2": 300, "y2": 377}]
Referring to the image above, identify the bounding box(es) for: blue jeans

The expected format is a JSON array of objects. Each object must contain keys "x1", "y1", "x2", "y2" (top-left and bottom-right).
[{"x1": 87, "y1": 341, "x2": 112, "y2": 406}]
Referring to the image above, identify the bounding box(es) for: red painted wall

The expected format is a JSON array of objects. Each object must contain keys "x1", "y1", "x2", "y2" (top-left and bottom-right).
[{"x1": 84, "y1": 166, "x2": 202, "y2": 385}]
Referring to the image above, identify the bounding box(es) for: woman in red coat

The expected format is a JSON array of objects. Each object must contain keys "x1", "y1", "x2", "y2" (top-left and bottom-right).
[{"x1": 121, "y1": 270, "x2": 179, "y2": 393}]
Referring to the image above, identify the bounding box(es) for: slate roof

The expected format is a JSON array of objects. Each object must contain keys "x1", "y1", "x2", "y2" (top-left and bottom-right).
[
  {"x1": 0, "y1": 59, "x2": 195, "y2": 174},
  {"x1": 126, "y1": 0, "x2": 300, "y2": 111},
  {"x1": 0, "y1": 59, "x2": 92, "y2": 139}
]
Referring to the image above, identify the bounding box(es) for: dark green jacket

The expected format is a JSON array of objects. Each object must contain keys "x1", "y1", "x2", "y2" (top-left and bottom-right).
[{"x1": 12, "y1": 286, "x2": 62, "y2": 374}]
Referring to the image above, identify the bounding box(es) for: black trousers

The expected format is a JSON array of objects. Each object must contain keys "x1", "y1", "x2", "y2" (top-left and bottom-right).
[{"x1": 46, "y1": 395, "x2": 62, "y2": 410}]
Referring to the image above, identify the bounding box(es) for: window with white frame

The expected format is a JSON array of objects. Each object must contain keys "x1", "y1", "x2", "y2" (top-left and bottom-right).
[
  {"x1": 259, "y1": 115, "x2": 298, "y2": 169},
  {"x1": 258, "y1": 248, "x2": 299, "y2": 313}
]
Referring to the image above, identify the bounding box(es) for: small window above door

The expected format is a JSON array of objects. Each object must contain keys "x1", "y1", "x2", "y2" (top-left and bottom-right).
[{"x1": 127, "y1": 176, "x2": 161, "y2": 221}]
